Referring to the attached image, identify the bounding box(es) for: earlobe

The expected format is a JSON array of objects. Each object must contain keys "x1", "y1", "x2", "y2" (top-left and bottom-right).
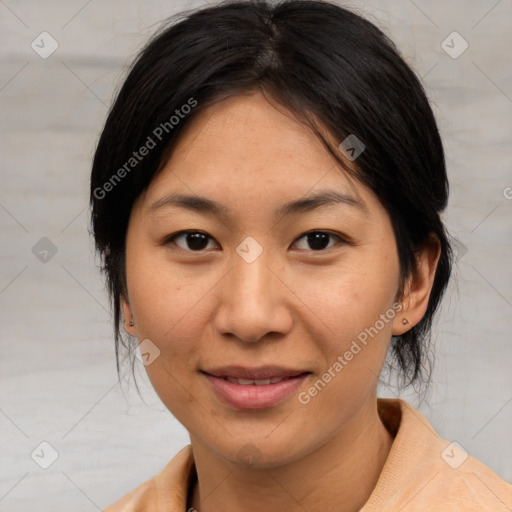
[
  {"x1": 392, "y1": 234, "x2": 441, "y2": 336},
  {"x1": 392, "y1": 293, "x2": 412, "y2": 336},
  {"x1": 120, "y1": 295, "x2": 136, "y2": 335}
]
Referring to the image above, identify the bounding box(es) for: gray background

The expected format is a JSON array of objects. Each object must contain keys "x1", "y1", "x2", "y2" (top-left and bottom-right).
[{"x1": 1, "y1": 0, "x2": 511, "y2": 510}]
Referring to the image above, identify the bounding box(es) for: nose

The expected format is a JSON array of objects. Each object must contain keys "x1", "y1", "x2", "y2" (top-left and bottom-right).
[{"x1": 213, "y1": 245, "x2": 293, "y2": 343}]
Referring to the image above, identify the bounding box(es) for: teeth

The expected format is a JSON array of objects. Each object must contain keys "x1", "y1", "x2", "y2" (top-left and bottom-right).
[
  {"x1": 238, "y1": 378, "x2": 258, "y2": 385},
  {"x1": 224, "y1": 376, "x2": 288, "y2": 385},
  {"x1": 254, "y1": 379, "x2": 271, "y2": 385}
]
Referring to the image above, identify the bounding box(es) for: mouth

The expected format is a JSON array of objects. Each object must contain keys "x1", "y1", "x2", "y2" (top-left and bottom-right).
[
  {"x1": 201, "y1": 366, "x2": 311, "y2": 410},
  {"x1": 219, "y1": 375, "x2": 298, "y2": 385}
]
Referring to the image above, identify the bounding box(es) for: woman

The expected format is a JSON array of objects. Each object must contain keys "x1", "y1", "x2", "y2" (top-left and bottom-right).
[{"x1": 90, "y1": 1, "x2": 512, "y2": 510}]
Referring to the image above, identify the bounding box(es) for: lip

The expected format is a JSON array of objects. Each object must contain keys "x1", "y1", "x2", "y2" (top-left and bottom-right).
[
  {"x1": 201, "y1": 366, "x2": 310, "y2": 410},
  {"x1": 203, "y1": 365, "x2": 308, "y2": 380}
]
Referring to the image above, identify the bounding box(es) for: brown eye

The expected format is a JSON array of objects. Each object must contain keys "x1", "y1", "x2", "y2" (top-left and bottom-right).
[
  {"x1": 293, "y1": 231, "x2": 343, "y2": 251},
  {"x1": 167, "y1": 231, "x2": 218, "y2": 252}
]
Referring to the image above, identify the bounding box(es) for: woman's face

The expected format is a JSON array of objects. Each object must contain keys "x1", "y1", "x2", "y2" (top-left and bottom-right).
[{"x1": 122, "y1": 91, "x2": 406, "y2": 467}]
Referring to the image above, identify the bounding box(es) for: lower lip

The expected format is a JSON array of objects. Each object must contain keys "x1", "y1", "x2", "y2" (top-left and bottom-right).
[{"x1": 203, "y1": 372, "x2": 309, "y2": 410}]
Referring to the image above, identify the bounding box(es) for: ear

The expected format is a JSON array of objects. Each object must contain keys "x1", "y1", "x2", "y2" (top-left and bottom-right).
[
  {"x1": 120, "y1": 294, "x2": 137, "y2": 337},
  {"x1": 392, "y1": 234, "x2": 441, "y2": 336}
]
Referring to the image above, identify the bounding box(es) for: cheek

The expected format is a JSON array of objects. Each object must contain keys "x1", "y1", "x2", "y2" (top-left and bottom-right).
[
  {"x1": 283, "y1": 250, "x2": 399, "y2": 340},
  {"x1": 125, "y1": 250, "x2": 216, "y2": 419},
  {"x1": 286, "y1": 249, "x2": 398, "y2": 399},
  {"x1": 126, "y1": 247, "x2": 220, "y2": 350}
]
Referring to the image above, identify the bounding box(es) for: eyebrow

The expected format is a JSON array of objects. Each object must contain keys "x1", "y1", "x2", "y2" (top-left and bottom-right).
[{"x1": 148, "y1": 189, "x2": 367, "y2": 219}]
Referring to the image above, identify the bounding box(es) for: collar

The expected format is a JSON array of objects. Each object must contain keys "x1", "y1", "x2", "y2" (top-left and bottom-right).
[{"x1": 155, "y1": 398, "x2": 425, "y2": 510}]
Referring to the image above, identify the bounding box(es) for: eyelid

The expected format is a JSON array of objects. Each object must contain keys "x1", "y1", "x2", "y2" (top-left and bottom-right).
[
  {"x1": 164, "y1": 229, "x2": 350, "y2": 252},
  {"x1": 291, "y1": 230, "x2": 346, "y2": 251},
  {"x1": 164, "y1": 230, "x2": 219, "y2": 250}
]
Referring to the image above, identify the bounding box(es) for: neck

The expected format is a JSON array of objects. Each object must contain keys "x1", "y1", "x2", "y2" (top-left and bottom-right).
[{"x1": 188, "y1": 398, "x2": 394, "y2": 512}]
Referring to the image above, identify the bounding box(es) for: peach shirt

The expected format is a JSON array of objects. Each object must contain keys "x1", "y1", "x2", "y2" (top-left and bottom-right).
[{"x1": 103, "y1": 398, "x2": 512, "y2": 511}]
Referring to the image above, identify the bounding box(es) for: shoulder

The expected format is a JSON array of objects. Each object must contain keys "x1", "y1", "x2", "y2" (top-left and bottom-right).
[
  {"x1": 102, "y1": 475, "x2": 159, "y2": 512},
  {"x1": 101, "y1": 445, "x2": 195, "y2": 512},
  {"x1": 420, "y1": 457, "x2": 512, "y2": 510},
  {"x1": 363, "y1": 399, "x2": 512, "y2": 511},
  {"x1": 395, "y1": 454, "x2": 512, "y2": 511}
]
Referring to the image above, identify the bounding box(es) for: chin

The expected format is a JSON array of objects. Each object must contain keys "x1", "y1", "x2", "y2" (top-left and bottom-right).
[{"x1": 200, "y1": 432, "x2": 312, "y2": 470}]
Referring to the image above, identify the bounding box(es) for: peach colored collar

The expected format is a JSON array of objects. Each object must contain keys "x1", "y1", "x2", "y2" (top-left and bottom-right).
[{"x1": 103, "y1": 398, "x2": 512, "y2": 511}]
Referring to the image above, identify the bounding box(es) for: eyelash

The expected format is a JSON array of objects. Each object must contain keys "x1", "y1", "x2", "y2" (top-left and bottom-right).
[{"x1": 163, "y1": 230, "x2": 348, "y2": 253}]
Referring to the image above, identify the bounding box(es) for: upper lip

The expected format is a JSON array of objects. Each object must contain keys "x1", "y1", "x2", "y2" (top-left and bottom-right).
[{"x1": 202, "y1": 365, "x2": 309, "y2": 380}]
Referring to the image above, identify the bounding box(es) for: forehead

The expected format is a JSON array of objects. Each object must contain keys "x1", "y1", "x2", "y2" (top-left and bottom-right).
[
  {"x1": 137, "y1": 92, "x2": 380, "y2": 219},
  {"x1": 167, "y1": 92, "x2": 336, "y2": 175}
]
